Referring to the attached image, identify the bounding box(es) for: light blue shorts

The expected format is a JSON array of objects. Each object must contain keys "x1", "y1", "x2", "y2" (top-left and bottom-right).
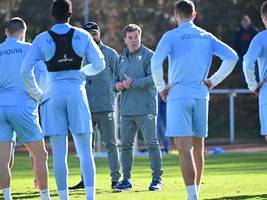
[
  {"x1": 259, "y1": 104, "x2": 267, "y2": 135},
  {"x1": 166, "y1": 98, "x2": 208, "y2": 138},
  {"x1": 40, "y1": 92, "x2": 92, "y2": 136},
  {"x1": 0, "y1": 106, "x2": 43, "y2": 143}
]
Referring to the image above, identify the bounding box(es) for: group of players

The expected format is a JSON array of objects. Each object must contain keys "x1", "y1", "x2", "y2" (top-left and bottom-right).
[{"x1": 0, "y1": 0, "x2": 267, "y2": 200}]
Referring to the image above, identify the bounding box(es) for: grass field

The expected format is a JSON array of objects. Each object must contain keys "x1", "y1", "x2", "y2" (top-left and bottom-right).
[{"x1": 2, "y1": 152, "x2": 267, "y2": 200}]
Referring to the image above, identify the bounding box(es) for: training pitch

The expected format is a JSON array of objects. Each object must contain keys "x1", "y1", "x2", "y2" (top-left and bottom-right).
[{"x1": 2, "y1": 152, "x2": 267, "y2": 200}]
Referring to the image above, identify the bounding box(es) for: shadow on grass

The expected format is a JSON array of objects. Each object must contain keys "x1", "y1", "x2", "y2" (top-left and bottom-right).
[
  {"x1": 95, "y1": 188, "x2": 148, "y2": 195},
  {"x1": 205, "y1": 194, "x2": 267, "y2": 200},
  {"x1": 0, "y1": 190, "x2": 92, "y2": 199},
  {"x1": 0, "y1": 190, "x2": 59, "y2": 199}
]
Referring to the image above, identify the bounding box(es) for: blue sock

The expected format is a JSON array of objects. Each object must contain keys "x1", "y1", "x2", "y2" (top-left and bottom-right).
[
  {"x1": 72, "y1": 133, "x2": 95, "y2": 187},
  {"x1": 50, "y1": 135, "x2": 68, "y2": 191}
]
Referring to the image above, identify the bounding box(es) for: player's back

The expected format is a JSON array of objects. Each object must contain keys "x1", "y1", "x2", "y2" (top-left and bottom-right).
[
  {"x1": 166, "y1": 22, "x2": 214, "y2": 86},
  {"x1": 252, "y1": 30, "x2": 267, "y2": 81},
  {"x1": 0, "y1": 37, "x2": 35, "y2": 107},
  {"x1": 244, "y1": 29, "x2": 267, "y2": 106},
  {"x1": 33, "y1": 23, "x2": 98, "y2": 95},
  {"x1": 162, "y1": 21, "x2": 236, "y2": 100}
]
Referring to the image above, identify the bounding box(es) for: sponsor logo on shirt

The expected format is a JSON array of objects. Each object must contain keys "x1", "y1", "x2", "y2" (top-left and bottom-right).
[
  {"x1": 137, "y1": 55, "x2": 142, "y2": 61},
  {"x1": 108, "y1": 112, "x2": 113, "y2": 120},
  {"x1": 0, "y1": 48, "x2": 22, "y2": 56},
  {"x1": 58, "y1": 54, "x2": 73, "y2": 63},
  {"x1": 120, "y1": 56, "x2": 126, "y2": 62},
  {"x1": 148, "y1": 114, "x2": 154, "y2": 120},
  {"x1": 74, "y1": 34, "x2": 81, "y2": 40},
  {"x1": 180, "y1": 34, "x2": 208, "y2": 40}
]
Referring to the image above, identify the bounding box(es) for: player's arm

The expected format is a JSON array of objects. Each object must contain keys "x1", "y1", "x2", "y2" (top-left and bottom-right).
[
  {"x1": 151, "y1": 33, "x2": 171, "y2": 93},
  {"x1": 110, "y1": 49, "x2": 119, "y2": 75},
  {"x1": 151, "y1": 33, "x2": 172, "y2": 102},
  {"x1": 34, "y1": 61, "x2": 48, "y2": 92},
  {"x1": 243, "y1": 36, "x2": 262, "y2": 92},
  {"x1": 114, "y1": 55, "x2": 127, "y2": 92},
  {"x1": 21, "y1": 41, "x2": 43, "y2": 102},
  {"x1": 110, "y1": 50, "x2": 122, "y2": 92},
  {"x1": 206, "y1": 36, "x2": 238, "y2": 89},
  {"x1": 81, "y1": 33, "x2": 105, "y2": 76}
]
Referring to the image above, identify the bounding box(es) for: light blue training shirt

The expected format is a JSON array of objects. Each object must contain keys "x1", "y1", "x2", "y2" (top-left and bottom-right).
[
  {"x1": 151, "y1": 21, "x2": 238, "y2": 100},
  {"x1": 243, "y1": 30, "x2": 267, "y2": 106},
  {"x1": 0, "y1": 37, "x2": 45, "y2": 108},
  {"x1": 21, "y1": 23, "x2": 105, "y2": 102}
]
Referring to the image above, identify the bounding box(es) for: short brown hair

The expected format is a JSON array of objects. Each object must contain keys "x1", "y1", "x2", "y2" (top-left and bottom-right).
[
  {"x1": 175, "y1": 0, "x2": 195, "y2": 19},
  {"x1": 122, "y1": 24, "x2": 142, "y2": 38},
  {"x1": 261, "y1": 1, "x2": 267, "y2": 16},
  {"x1": 6, "y1": 17, "x2": 26, "y2": 34}
]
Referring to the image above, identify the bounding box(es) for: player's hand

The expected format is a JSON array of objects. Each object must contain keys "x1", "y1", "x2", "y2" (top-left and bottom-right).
[
  {"x1": 254, "y1": 85, "x2": 261, "y2": 96},
  {"x1": 123, "y1": 74, "x2": 132, "y2": 89},
  {"x1": 203, "y1": 79, "x2": 213, "y2": 90},
  {"x1": 115, "y1": 82, "x2": 125, "y2": 91},
  {"x1": 254, "y1": 83, "x2": 263, "y2": 96},
  {"x1": 159, "y1": 84, "x2": 174, "y2": 103},
  {"x1": 253, "y1": 78, "x2": 267, "y2": 96}
]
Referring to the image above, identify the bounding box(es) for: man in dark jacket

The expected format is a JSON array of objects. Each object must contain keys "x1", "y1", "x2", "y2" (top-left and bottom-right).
[{"x1": 233, "y1": 15, "x2": 258, "y2": 87}]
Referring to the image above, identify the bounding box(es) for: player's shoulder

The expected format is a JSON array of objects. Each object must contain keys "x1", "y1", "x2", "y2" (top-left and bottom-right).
[
  {"x1": 17, "y1": 40, "x2": 31, "y2": 46},
  {"x1": 141, "y1": 45, "x2": 154, "y2": 56},
  {"x1": 72, "y1": 26, "x2": 90, "y2": 38},
  {"x1": 0, "y1": 39, "x2": 31, "y2": 47},
  {"x1": 254, "y1": 30, "x2": 267, "y2": 41},
  {"x1": 163, "y1": 28, "x2": 178, "y2": 39},
  {"x1": 102, "y1": 43, "x2": 118, "y2": 55},
  {"x1": 71, "y1": 26, "x2": 94, "y2": 46},
  {"x1": 0, "y1": 41, "x2": 7, "y2": 50},
  {"x1": 33, "y1": 31, "x2": 51, "y2": 44},
  {"x1": 162, "y1": 27, "x2": 190, "y2": 42},
  {"x1": 193, "y1": 24, "x2": 214, "y2": 38},
  {"x1": 72, "y1": 26, "x2": 88, "y2": 34},
  {"x1": 17, "y1": 41, "x2": 32, "y2": 51}
]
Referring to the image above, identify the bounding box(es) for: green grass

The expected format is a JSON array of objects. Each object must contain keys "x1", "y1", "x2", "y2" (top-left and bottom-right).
[{"x1": 2, "y1": 152, "x2": 267, "y2": 200}]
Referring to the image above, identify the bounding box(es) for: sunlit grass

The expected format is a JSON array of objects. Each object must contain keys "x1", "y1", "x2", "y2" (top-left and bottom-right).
[{"x1": 2, "y1": 152, "x2": 267, "y2": 200}]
